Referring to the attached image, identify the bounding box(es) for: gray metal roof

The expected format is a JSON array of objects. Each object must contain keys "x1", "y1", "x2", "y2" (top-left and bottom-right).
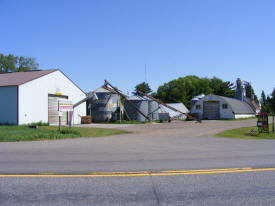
[
  {"x1": 126, "y1": 95, "x2": 150, "y2": 101},
  {"x1": 213, "y1": 95, "x2": 255, "y2": 114},
  {"x1": 0, "y1": 69, "x2": 58, "y2": 87},
  {"x1": 158, "y1": 103, "x2": 189, "y2": 117},
  {"x1": 191, "y1": 94, "x2": 205, "y2": 101}
]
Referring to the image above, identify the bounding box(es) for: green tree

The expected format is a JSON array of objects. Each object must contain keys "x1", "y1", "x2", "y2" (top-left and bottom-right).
[
  {"x1": 0, "y1": 53, "x2": 38, "y2": 72},
  {"x1": 154, "y1": 76, "x2": 212, "y2": 108},
  {"x1": 134, "y1": 82, "x2": 152, "y2": 95},
  {"x1": 154, "y1": 75, "x2": 235, "y2": 108},
  {"x1": 245, "y1": 83, "x2": 258, "y2": 101},
  {"x1": 245, "y1": 83, "x2": 252, "y2": 99},
  {"x1": 261, "y1": 91, "x2": 266, "y2": 106},
  {"x1": 209, "y1": 77, "x2": 235, "y2": 98},
  {"x1": 271, "y1": 88, "x2": 275, "y2": 114}
]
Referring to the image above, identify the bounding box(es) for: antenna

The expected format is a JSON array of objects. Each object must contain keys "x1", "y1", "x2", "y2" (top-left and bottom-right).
[{"x1": 145, "y1": 64, "x2": 147, "y2": 83}]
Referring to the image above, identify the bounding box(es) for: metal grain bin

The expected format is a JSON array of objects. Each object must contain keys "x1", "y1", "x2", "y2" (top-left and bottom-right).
[
  {"x1": 124, "y1": 96, "x2": 149, "y2": 122},
  {"x1": 148, "y1": 100, "x2": 159, "y2": 120},
  {"x1": 88, "y1": 87, "x2": 120, "y2": 123}
]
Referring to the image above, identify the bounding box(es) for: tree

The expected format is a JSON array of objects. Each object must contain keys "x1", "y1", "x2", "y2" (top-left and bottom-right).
[
  {"x1": 271, "y1": 88, "x2": 275, "y2": 114},
  {"x1": 209, "y1": 77, "x2": 235, "y2": 98},
  {"x1": 154, "y1": 76, "x2": 212, "y2": 108},
  {"x1": 245, "y1": 83, "x2": 252, "y2": 99},
  {"x1": 154, "y1": 75, "x2": 235, "y2": 108},
  {"x1": 134, "y1": 82, "x2": 152, "y2": 95},
  {"x1": 245, "y1": 83, "x2": 258, "y2": 101},
  {"x1": 0, "y1": 53, "x2": 39, "y2": 72},
  {"x1": 261, "y1": 91, "x2": 266, "y2": 106}
]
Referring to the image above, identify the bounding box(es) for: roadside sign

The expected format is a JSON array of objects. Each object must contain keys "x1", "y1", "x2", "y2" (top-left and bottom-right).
[
  {"x1": 257, "y1": 111, "x2": 269, "y2": 133},
  {"x1": 58, "y1": 99, "x2": 73, "y2": 132},
  {"x1": 58, "y1": 99, "x2": 73, "y2": 112}
]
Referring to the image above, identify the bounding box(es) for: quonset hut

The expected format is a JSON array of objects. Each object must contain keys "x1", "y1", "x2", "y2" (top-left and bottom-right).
[
  {"x1": 87, "y1": 87, "x2": 120, "y2": 122},
  {"x1": 190, "y1": 94, "x2": 256, "y2": 120}
]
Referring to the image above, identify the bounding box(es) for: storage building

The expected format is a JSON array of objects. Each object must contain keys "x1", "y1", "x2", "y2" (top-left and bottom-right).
[
  {"x1": 158, "y1": 103, "x2": 189, "y2": 120},
  {"x1": 0, "y1": 69, "x2": 86, "y2": 125},
  {"x1": 190, "y1": 94, "x2": 256, "y2": 120}
]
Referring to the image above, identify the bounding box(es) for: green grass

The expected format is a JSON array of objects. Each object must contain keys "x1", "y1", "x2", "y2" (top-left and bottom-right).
[
  {"x1": 215, "y1": 124, "x2": 275, "y2": 140},
  {"x1": 218, "y1": 117, "x2": 257, "y2": 121},
  {"x1": 0, "y1": 126, "x2": 126, "y2": 142}
]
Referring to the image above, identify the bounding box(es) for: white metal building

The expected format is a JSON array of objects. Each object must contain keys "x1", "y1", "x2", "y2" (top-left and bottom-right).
[
  {"x1": 0, "y1": 69, "x2": 86, "y2": 125},
  {"x1": 158, "y1": 103, "x2": 189, "y2": 120},
  {"x1": 191, "y1": 94, "x2": 256, "y2": 120}
]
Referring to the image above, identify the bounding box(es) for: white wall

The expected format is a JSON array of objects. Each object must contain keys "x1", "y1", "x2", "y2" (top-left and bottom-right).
[
  {"x1": 235, "y1": 114, "x2": 255, "y2": 119},
  {"x1": 18, "y1": 70, "x2": 86, "y2": 125},
  {"x1": 0, "y1": 86, "x2": 18, "y2": 125}
]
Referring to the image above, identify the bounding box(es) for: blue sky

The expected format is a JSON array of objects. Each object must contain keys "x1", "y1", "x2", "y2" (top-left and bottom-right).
[{"x1": 1, "y1": 0, "x2": 274, "y2": 97}]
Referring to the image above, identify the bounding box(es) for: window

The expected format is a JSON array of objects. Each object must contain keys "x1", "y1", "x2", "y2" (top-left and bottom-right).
[
  {"x1": 196, "y1": 105, "x2": 201, "y2": 110},
  {"x1": 222, "y1": 104, "x2": 228, "y2": 109}
]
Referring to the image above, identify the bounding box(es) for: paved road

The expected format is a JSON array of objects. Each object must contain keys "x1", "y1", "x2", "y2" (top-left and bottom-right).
[
  {"x1": 1, "y1": 119, "x2": 275, "y2": 205},
  {"x1": 0, "y1": 119, "x2": 275, "y2": 173},
  {"x1": 1, "y1": 171, "x2": 275, "y2": 206}
]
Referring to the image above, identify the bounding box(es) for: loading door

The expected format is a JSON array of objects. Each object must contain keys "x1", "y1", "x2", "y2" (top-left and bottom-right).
[
  {"x1": 203, "y1": 101, "x2": 220, "y2": 120},
  {"x1": 48, "y1": 94, "x2": 68, "y2": 125}
]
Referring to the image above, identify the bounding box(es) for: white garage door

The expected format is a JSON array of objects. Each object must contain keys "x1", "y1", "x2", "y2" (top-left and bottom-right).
[
  {"x1": 48, "y1": 94, "x2": 68, "y2": 125},
  {"x1": 203, "y1": 101, "x2": 220, "y2": 120}
]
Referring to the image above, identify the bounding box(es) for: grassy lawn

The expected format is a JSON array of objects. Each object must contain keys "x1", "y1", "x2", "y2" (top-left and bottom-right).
[
  {"x1": 215, "y1": 124, "x2": 275, "y2": 140},
  {"x1": 0, "y1": 126, "x2": 126, "y2": 142}
]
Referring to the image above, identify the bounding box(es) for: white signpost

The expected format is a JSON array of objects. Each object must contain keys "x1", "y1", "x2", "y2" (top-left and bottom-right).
[{"x1": 58, "y1": 99, "x2": 73, "y2": 131}]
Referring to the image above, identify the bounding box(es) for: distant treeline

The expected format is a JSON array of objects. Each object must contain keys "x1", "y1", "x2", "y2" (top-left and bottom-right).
[
  {"x1": 0, "y1": 53, "x2": 38, "y2": 72},
  {"x1": 136, "y1": 76, "x2": 274, "y2": 114},
  {"x1": 152, "y1": 76, "x2": 255, "y2": 109},
  {"x1": 261, "y1": 90, "x2": 275, "y2": 115}
]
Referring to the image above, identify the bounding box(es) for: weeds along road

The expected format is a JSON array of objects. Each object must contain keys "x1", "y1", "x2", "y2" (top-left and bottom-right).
[{"x1": 1, "y1": 119, "x2": 275, "y2": 173}]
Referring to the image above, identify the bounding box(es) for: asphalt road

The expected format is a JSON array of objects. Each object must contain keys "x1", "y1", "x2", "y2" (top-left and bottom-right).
[
  {"x1": 1, "y1": 171, "x2": 275, "y2": 206},
  {"x1": 1, "y1": 119, "x2": 275, "y2": 205}
]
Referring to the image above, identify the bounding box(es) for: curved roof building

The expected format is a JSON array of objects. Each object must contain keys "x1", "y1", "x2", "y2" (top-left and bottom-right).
[{"x1": 191, "y1": 94, "x2": 256, "y2": 120}]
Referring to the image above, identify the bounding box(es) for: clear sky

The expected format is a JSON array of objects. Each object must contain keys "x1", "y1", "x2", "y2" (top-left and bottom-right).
[{"x1": 1, "y1": 0, "x2": 274, "y2": 97}]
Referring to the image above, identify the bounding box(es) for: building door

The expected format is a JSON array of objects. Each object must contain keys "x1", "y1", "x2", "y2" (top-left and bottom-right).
[
  {"x1": 48, "y1": 94, "x2": 68, "y2": 125},
  {"x1": 203, "y1": 101, "x2": 220, "y2": 120}
]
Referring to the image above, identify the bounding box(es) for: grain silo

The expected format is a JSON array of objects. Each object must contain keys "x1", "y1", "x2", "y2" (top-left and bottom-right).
[
  {"x1": 148, "y1": 100, "x2": 160, "y2": 120},
  {"x1": 124, "y1": 96, "x2": 149, "y2": 122},
  {"x1": 88, "y1": 87, "x2": 120, "y2": 122}
]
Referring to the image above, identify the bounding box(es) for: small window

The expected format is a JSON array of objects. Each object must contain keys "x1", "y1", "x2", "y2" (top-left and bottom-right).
[
  {"x1": 222, "y1": 104, "x2": 228, "y2": 109},
  {"x1": 196, "y1": 105, "x2": 201, "y2": 110}
]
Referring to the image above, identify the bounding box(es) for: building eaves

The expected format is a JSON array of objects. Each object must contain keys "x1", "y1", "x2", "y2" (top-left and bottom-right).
[{"x1": 0, "y1": 69, "x2": 58, "y2": 87}]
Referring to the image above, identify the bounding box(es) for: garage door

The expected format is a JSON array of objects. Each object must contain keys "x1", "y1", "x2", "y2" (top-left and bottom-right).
[
  {"x1": 48, "y1": 94, "x2": 68, "y2": 125},
  {"x1": 203, "y1": 101, "x2": 220, "y2": 120}
]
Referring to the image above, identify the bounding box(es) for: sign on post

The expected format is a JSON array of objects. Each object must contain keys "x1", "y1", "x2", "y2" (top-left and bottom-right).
[
  {"x1": 58, "y1": 99, "x2": 73, "y2": 131},
  {"x1": 58, "y1": 99, "x2": 73, "y2": 112},
  {"x1": 257, "y1": 111, "x2": 269, "y2": 133}
]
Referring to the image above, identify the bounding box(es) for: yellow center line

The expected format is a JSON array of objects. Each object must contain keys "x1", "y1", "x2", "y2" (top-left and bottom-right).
[{"x1": 0, "y1": 168, "x2": 275, "y2": 178}]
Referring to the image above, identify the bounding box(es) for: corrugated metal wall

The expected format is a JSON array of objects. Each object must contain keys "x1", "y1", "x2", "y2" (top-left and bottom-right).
[{"x1": 48, "y1": 94, "x2": 68, "y2": 125}]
